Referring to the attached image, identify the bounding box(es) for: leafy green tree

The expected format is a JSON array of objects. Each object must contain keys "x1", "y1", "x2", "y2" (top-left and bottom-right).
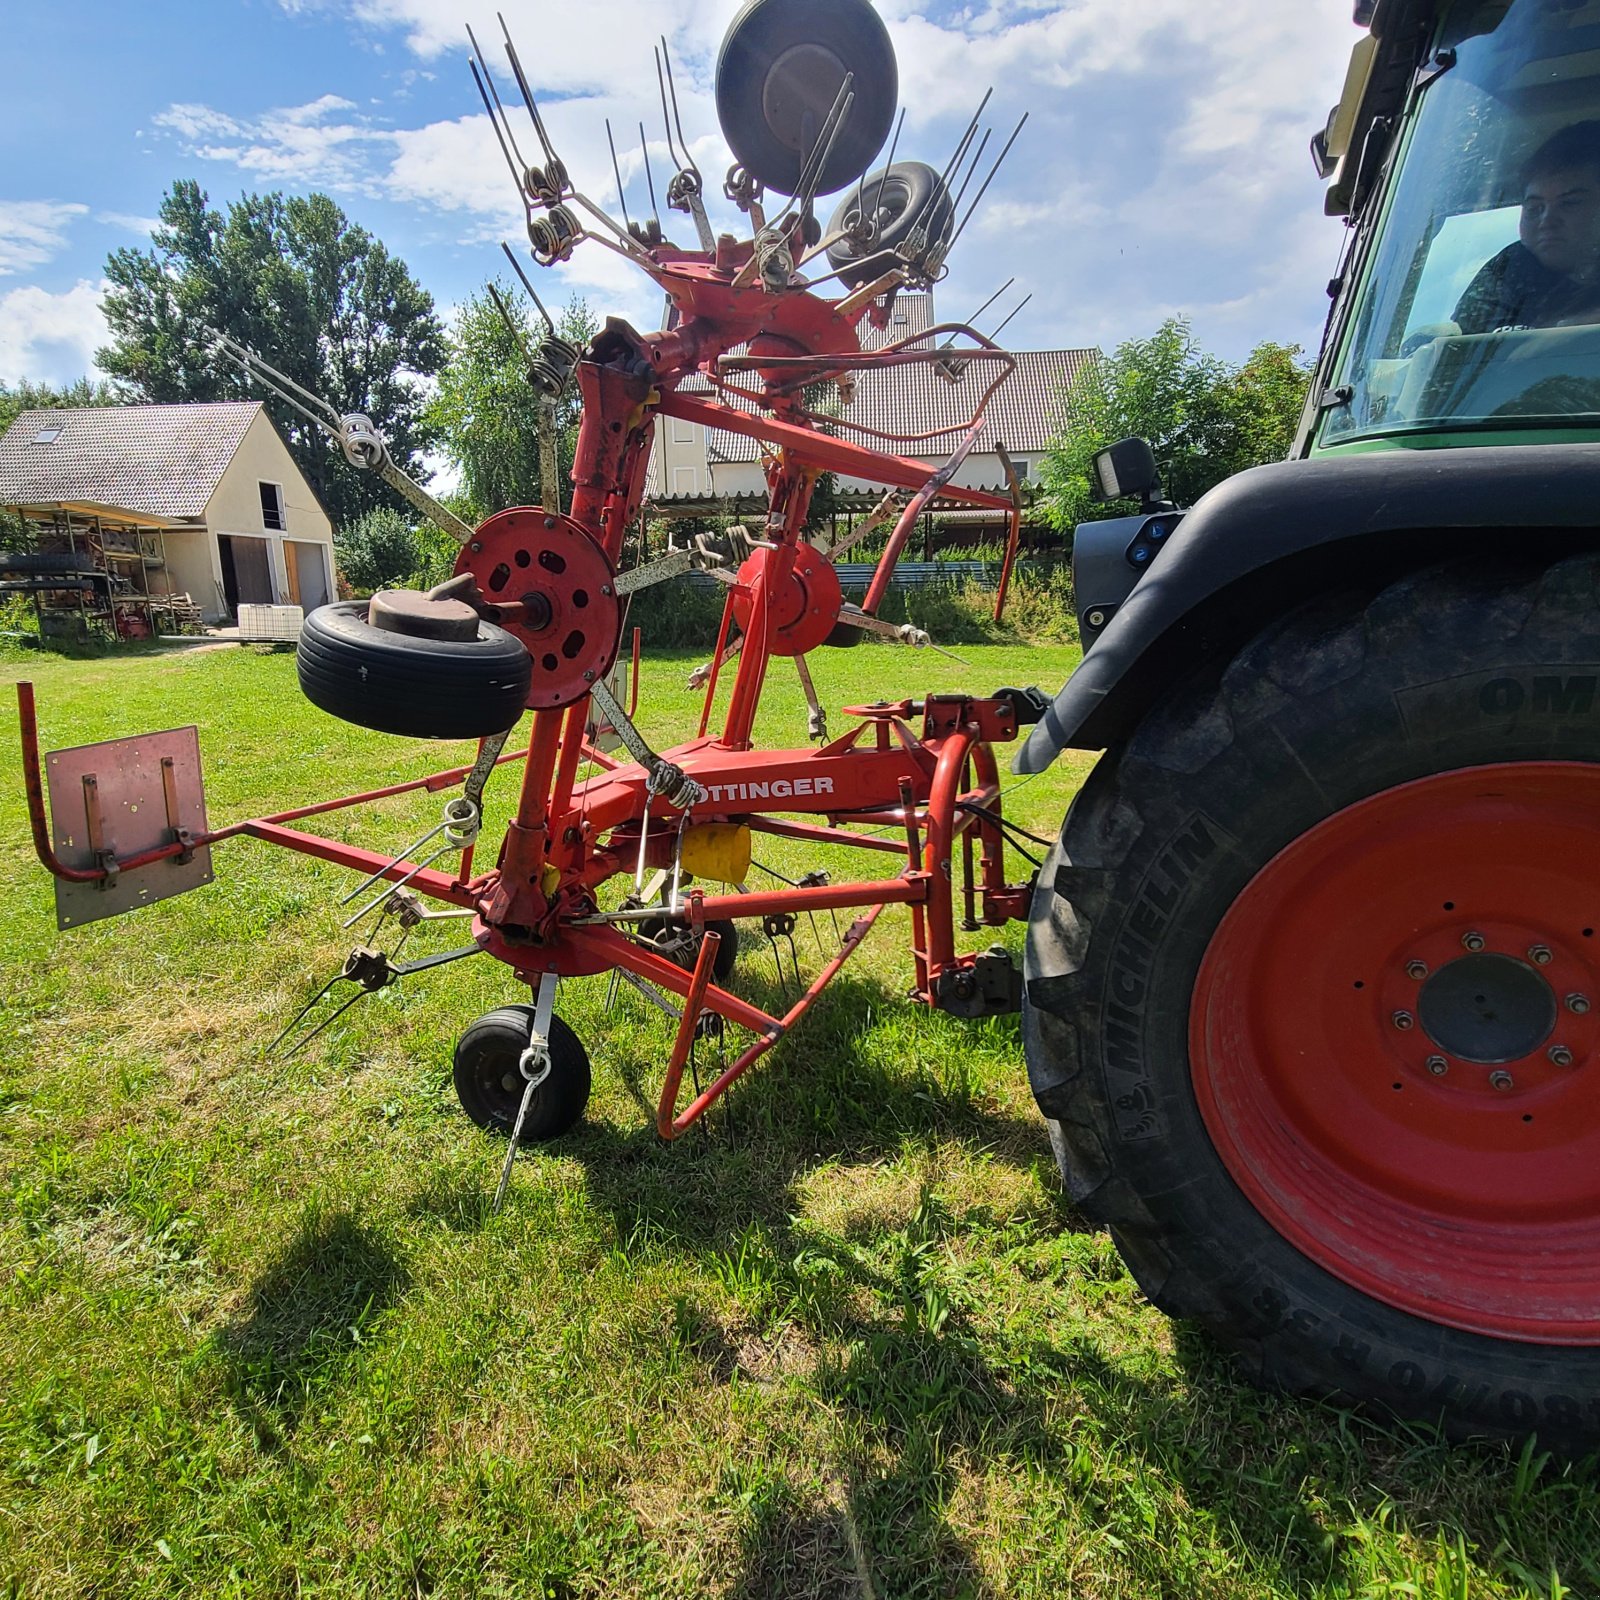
[
  {"x1": 1039, "y1": 318, "x2": 1313, "y2": 531},
  {"x1": 425, "y1": 283, "x2": 595, "y2": 521},
  {"x1": 335, "y1": 507, "x2": 422, "y2": 594},
  {"x1": 98, "y1": 181, "x2": 446, "y2": 529}
]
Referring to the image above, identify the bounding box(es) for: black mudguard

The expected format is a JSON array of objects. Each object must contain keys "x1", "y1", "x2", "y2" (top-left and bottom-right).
[{"x1": 1015, "y1": 441, "x2": 1600, "y2": 773}]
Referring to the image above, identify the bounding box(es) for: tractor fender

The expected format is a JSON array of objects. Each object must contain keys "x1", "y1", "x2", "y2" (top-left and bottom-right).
[{"x1": 1014, "y1": 441, "x2": 1600, "y2": 772}]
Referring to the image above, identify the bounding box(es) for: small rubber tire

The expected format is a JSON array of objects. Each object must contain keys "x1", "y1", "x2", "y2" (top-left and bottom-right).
[
  {"x1": 1023, "y1": 553, "x2": 1600, "y2": 1449},
  {"x1": 637, "y1": 917, "x2": 741, "y2": 982},
  {"x1": 297, "y1": 600, "x2": 532, "y2": 739},
  {"x1": 826, "y1": 161, "x2": 954, "y2": 289},
  {"x1": 453, "y1": 1007, "x2": 591, "y2": 1143},
  {"x1": 715, "y1": 0, "x2": 898, "y2": 198}
]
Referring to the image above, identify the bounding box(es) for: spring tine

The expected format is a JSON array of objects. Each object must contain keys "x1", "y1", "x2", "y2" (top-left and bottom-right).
[
  {"x1": 986, "y1": 292, "x2": 1032, "y2": 344},
  {"x1": 487, "y1": 282, "x2": 539, "y2": 367},
  {"x1": 659, "y1": 37, "x2": 701, "y2": 180},
  {"x1": 605, "y1": 968, "x2": 621, "y2": 1013},
  {"x1": 947, "y1": 112, "x2": 1029, "y2": 252},
  {"x1": 871, "y1": 108, "x2": 906, "y2": 227},
  {"x1": 808, "y1": 911, "x2": 823, "y2": 956},
  {"x1": 606, "y1": 120, "x2": 633, "y2": 232},
  {"x1": 911, "y1": 90, "x2": 990, "y2": 239},
  {"x1": 340, "y1": 817, "x2": 453, "y2": 904},
  {"x1": 499, "y1": 17, "x2": 558, "y2": 165},
  {"x1": 467, "y1": 25, "x2": 528, "y2": 175},
  {"x1": 266, "y1": 968, "x2": 344, "y2": 1057},
  {"x1": 272, "y1": 985, "x2": 367, "y2": 1062},
  {"x1": 639, "y1": 123, "x2": 662, "y2": 230},
  {"x1": 469, "y1": 58, "x2": 531, "y2": 206},
  {"x1": 655, "y1": 46, "x2": 686, "y2": 175},
  {"x1": 499, "y1": 242, "x2": 557, "y2": 337},
  {"x1": 948, "y1": 126, "x2": 991, "y2": 217},
  {"x1": 342, "y1": 842, "x2": 455, "y2": 929}
]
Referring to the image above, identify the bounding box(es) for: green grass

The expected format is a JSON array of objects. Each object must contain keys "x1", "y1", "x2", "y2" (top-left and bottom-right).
[{"x1": 0, "y1": 641, "x2": 1596, "y2": 1598}]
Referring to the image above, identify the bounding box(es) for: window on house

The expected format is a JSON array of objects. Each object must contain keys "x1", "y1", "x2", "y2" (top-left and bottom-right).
[
  {"x1": 259, "y1": 482, "x2": 286, "y2": 531},
  {"x1": 32, "y1": 426, "x2": 62, "y2": 444}
]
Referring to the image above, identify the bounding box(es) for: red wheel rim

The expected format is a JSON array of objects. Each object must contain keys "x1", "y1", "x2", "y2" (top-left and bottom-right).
[{"x1": 1190, "y1": 762, "x2": 1600, "y2": 1344}]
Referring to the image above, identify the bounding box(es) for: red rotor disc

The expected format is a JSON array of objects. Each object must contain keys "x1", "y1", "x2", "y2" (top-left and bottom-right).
[
  {"x1": 1190, "y1": 762, "x2": 1600, "y2": 1344},
  {"x1": 730, "y1": 542, "x2": 842, "y2": 656},
  {"x1": 458, "y1": 509, "x2": 620, "y2": 710}
]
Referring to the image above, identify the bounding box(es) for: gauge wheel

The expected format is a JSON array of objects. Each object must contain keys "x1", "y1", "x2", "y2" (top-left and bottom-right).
[
  {"x1": 637, "y1": 917, "x2": 741, "y2": 982},
  {"x1": 298, "y1": 599, "x2": 531, "y2": 740},
  {"x1": 453, "y1": 1007, "x2": 590, "y2": 1143},
  {"x1": 1023, "y1": 553, "x2": 1600, "y2": 1447}
]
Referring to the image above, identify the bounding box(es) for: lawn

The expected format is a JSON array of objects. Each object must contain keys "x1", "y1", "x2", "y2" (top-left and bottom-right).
[{"x1": 0, "y1": 639, "x2": 1595, "y2": 1598}]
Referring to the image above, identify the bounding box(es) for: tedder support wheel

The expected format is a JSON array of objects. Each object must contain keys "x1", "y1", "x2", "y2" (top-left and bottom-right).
[
  {"x1": 1023, "y1": 554, "x2": 1600, "y2": 1447},
  {"x1": 453, "y1": 1007, "x2": 591, "y2": 1143},
  {"x1": 297, "y1": 599, "x2": 532, "y2": 740}
]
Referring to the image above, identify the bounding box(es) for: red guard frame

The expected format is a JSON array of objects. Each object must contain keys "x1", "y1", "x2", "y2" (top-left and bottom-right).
[{"x1": 17, "y1": 244, "x2": 1035, "y2": 1138}]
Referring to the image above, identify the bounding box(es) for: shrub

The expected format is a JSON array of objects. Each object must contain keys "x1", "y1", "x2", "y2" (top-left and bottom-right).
[{"x1": 335, "y1": 507, "x2": 422, "y2": 594}]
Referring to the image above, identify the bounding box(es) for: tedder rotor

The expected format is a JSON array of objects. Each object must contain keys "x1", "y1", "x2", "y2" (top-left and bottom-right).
[{"x1": 16, "y1": 1, "x2": 1041, "y2": 1205}]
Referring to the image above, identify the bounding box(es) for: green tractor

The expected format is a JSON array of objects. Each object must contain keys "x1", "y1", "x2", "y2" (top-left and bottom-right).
[{"x1": 1020, "y1": 0, "x2": 1600, "y2": 1448}]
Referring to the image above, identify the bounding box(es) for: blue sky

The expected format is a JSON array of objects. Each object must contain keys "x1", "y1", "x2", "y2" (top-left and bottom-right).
[{"x1": 1, "y1": 0, "x2": 1360, "y2": 391}]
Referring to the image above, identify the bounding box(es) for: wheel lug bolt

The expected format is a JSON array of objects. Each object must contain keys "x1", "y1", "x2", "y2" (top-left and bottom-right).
[
  {"x1": 1426, "y1": 1055, "x2": 1448, "y2": 1076},
  {"x1": 1489, "y1": 1070, "x2": 1514, "y2": 1091},
  {"x1": 1529, "y1": 944, "x2": 1553, "y2": 966},
  {"x1": 1549, "y1": 1045, "x2": 1575, "y2": 1067},
  {"x1": 1392, "y1": 1010, "x2": 1414, "y2": 1030},
  {"x1": 1406, "y1": 961, "x2": 1428, "y2": 980},
  {"x1": 1568, "y1": 993, "x2": 1591, "y2": 1015},
  {"x1": 1462, "y1": 932, "x2": 1486, "y2": 952}
]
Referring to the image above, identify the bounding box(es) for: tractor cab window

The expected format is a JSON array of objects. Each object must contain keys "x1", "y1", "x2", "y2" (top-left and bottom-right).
[{"x1": 1322, "y1": 0, "x2": 1600, "y2": 444}]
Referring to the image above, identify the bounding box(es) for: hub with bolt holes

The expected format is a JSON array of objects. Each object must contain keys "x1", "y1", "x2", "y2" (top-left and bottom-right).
[{"x1": 457, "y1": 508, "x2": 621, "y2": 709}]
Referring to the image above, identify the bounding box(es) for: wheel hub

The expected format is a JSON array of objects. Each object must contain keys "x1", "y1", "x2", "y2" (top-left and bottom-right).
[
  {"x1": 1417, "y1": 952, "x2": 1557, "y2": 1064},
  {"x1": 1189, "y1": 761, "x2": 1600, "y2": 1344}
]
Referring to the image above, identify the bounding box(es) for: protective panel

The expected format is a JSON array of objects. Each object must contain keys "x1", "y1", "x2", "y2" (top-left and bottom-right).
[{"x1": 46, "y1": 726, "x2": 213, "y2": 930}]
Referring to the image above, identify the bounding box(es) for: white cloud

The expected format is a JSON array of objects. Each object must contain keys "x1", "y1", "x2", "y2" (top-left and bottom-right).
[
  {"x1": 0, "y1": 201, "x2": 90, "y2": 277},
  {"x1": 152, "y1": 95, "x2": 393, "y2": 191},
  {"x1": 0, "y1": 279, "x2": 109, "y2": 387},
  {"x1": 215, "y1": 0, "x2": 1361, "y2": 360},
  {"x1": 95, "y1": 212, "x2": 162, "y2": 238}
]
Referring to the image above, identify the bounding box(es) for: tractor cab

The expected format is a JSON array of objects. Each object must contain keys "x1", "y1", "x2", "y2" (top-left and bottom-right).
[{"x1": 1312, "y1": 0, "x2": 1600, "y2": 451}]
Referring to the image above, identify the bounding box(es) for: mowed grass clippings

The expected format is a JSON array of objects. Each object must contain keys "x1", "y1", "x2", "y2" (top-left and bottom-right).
[{"x1": 0, "y1": 641, "x2": 1594, "y2": 1599}]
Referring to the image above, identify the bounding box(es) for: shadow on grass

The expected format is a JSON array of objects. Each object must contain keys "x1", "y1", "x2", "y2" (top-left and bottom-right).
[{"x1": 211, "y1": 1206, "x2": 410, "y2": 1439}]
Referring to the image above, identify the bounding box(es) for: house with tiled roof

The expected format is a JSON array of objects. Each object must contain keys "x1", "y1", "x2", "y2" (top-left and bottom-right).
[
  {"x1": 645, "y1": 294, "x2": 1096, "y2": 532},
  {"x1": 0, "y1": 401, "x2": 334, "y2": 630}
]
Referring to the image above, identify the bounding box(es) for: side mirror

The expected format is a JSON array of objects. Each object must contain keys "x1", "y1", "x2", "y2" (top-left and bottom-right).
[{"x1": 1090, "y1": 437, "x2": 1165, "y2": 508}]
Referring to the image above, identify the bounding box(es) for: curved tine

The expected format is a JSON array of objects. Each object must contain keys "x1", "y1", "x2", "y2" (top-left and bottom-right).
[
  {"x1": 793, "y1": 78, "x2": 854, "y2": 214},
  {"x1": 469, "y1": 57, "x2": 531, "y2": 208},
  {"x1": 499, "y1": 18, "x2": 557, "y2": 165},
  {"x1": 487, "y1": 281, "x2": 539, "y2": 366},
  {"x1": 639, "y1": 122, "x2": 662, "y2": 229},
  {"x1": 659, "y1": 36, "x2": 701, "y2": 180},
  {"x1": 986, "y1": 291, "x2": 1031, "y2": 344},
  {"x1": 871, "y1": 108, "x2": 906, "y2": 227},
  {"x1": 948, "y1": 126, "x2": 991, "y2": 220},
  {"x1": 947, "y1": 111, "x2": 1028, "y2": 252},
  {"x1": 499, "y1": 241, "x2": 557, "y2": 337},
  {"x1": 908, "y1": 91, "x2": 990, "y2": 239},
  {"x1": 939, "y1": 276, "x2": 1014, "y2": 351},
  {"x1": 655, "y1": 46, "x2": 688, "y2": 174},
  {"x1": 467, "y1": 22, "x2": 528, "y2": 175},
  {"x1": 606, "y1": 119, "x2": 633, "y2": 233}
]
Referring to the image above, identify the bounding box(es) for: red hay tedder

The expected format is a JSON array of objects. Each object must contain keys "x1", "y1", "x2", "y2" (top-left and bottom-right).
[{"x1": 17, "y1": 0, "x2": 1044, "y2": 1199}]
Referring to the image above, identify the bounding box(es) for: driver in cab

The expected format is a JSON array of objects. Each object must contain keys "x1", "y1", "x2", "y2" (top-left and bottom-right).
[{"x1": 1454, "y1": 121, "x2": 1600, "y2": 332}]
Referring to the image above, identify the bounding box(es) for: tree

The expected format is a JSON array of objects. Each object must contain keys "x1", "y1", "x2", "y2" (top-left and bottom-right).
[
  {"x1": 335, "y1": 507, "x2": 423, "y2": 594},
  {"x1": 1038, "y1": 318, "x2": 1313, "y2": 532},
  {"x1": 98, "y1": 181, "x2": 446, "y2": 529},
  {"x1": 425, "y1": 283, "x2": 595, "y2": 522}
]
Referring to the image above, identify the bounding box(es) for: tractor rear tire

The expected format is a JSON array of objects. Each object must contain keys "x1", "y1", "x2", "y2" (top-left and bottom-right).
[
  {"x1": 298, "y1": 600, "x2": 531, "y2": 740},
  {"x1": 1023, "y1": 553, "x2": 1600, "y2": 1448}
]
